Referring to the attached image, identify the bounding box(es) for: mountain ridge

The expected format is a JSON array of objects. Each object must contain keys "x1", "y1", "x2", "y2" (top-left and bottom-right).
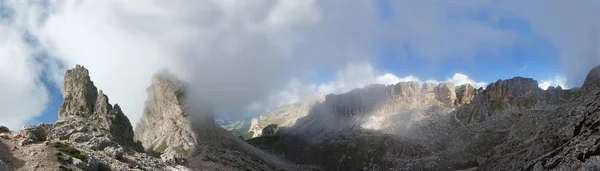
[{"x1": 245, "y1": 71, "x2": 590, "y2": 170}]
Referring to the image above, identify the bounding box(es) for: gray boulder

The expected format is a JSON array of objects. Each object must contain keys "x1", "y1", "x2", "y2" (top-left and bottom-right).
[
  {"x1": 17, "y1": 124, "x2": 50, "y2": 146},
  {"x1": 104, "y1": 146, "x2": 124, "y2": 159}
]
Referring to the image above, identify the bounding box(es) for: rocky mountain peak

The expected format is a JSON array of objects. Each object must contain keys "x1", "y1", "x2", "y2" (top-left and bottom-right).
[
  {"x1": 135, "y1": 72, "x2": 297, "y2": 170},
  {"x1": 583, "y1": 65, "x2": 600, "y2": 90},
  {"x1": 484, "y1": 77, "x2": 540, "y2": 101},
  {"x1": 52, "y1": 65, "x2": 138, "y2": 151},
  {"x1": 135, "y1": 72, "x2": 199, "y2": 158},
  {"x1": 311, "y1": 81, "x2": 478, "y2": 119},
  {"x1": 58, "y1": 65, "x2": 98, "y2": 119}
]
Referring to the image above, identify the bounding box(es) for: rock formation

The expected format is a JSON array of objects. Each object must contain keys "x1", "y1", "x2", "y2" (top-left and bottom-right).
[
  {"x1": 247, "y1": 69, "x2": 594, "y2": 170},
  {"x1": 3, "y1": 65, "x2": 303, "y2": 171},
  {"x1": 484, "y1": 77, "x2": 540, "y2": 102},
  {"x1": 455, "y1": 76, "x2": 569, "y2": 124},
  {"x1": 134, "y1": 71, "x2": 199, "y2": 158},
  {"x1": 261, "y1": 124, "x2": 279, "y2": 137},
  {"x1": 245, "y1": 81, "x2": 479, "y2": 141},
  {"x1": 134, "y1": 71, "x2": 300, "y2": 170},
  {"x1": 0, "y1": 65, "x2": 193, "y2": 171},
  {"x1": 51, "y1": 65, "x2": 139, "y2": 151},
  {"x1": 583, "y1": 65, "x2": 600, "y2": 90},
  {"x1": 0, "y1": 126, "x2": 9, "y2": 133},
  {"x1": 455, "y1": 84, "x2": 475, "y2": 105},
  {"x1": 435, "y1": 82, "x2": 457, "y2": 106},
  {"x1": 522, "y1": 65, "x2": 600, "y2": 170}
]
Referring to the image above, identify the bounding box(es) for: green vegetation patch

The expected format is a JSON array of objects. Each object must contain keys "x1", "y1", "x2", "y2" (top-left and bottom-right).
[
  {"x1": 173, "y1": 144, "x2": 192, "y2": 157},
  {"x1": 55, "y1": 141, "x2": 89, "y2": 162},
  {"x1": 155, "y1": 140, "x2": 168, "y2": 153},
  {"x1": 244, "y1": 131, "x2": 255, "y2": 140}
]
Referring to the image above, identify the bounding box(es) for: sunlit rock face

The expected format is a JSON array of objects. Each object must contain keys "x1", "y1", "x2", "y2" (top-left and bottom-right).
[
  {"x1": 455, "y1": 84, "x2": 475, "y2": 105},
  {"x1": 52, "y1": 65, "x2": 139, "y2": 151}
]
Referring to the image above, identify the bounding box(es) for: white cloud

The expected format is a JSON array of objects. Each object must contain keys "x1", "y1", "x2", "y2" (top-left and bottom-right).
[
  {"x1": 1, "y1": 0, "x2": 598, "y2": 128},
  {"x1": 376, "y1": 74, "x2": 421, "y2": 86},
  {"x1": 313, "y1": 63, "x2": 426, "y2": 95},
  {"x1": 254, "y1": 62, "x2": 488, "y2": 111},
  {"x1": 414, "y1": 73, "x2": 488, "y2": 89},
  {"x1": 447, "y1": 73, "x2": 488, "y2": 88},
  {"x1": 539, "y1": 75, "x2": 568, "y2": 90},
  {"x1": 4, "y1": 0, "x2": 329, "y2": 126},
  {"x1": 0, "y1": 24, "x2": 48, "y2": 130}
]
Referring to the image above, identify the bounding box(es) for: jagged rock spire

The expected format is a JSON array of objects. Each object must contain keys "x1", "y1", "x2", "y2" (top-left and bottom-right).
[
  {"x1": 58, "y1": 65, "x2": 98, "y2": 119},
  {"x1": 53, "y1": 65, "x2": 138, "y2": 150}
]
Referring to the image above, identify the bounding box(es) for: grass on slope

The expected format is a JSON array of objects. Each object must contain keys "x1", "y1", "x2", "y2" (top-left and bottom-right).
[{"x1": 55, "y1": 141, "x2": 88, "y2": 162}]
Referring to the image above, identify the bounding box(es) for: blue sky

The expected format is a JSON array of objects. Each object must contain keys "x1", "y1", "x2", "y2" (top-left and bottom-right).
[
  {"x1": 315, "y1": 1, "x2": 562, "y2": 86},
  {"x1": 3, "y1": 0, "x2": 592, "y2": 129}
]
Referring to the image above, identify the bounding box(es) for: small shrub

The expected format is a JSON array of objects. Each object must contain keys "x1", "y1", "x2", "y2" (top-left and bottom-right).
[{"x1": 55, "y1": 142, "x2": 88, "y2": 162}]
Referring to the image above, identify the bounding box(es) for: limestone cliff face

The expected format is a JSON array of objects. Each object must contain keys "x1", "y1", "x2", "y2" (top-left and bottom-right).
[
  {"x1": 285, "y1": 76, "x2": 574, "y2": 144},
  {"x1": 435, "y1": 82, "x2": 456, "y2": 106},
  {"x1": 324, "y1": 81, "x2": 462, "y2": 118},
  {"x1": 455, "y1": 84, "x2": 475, "y2": 105},
  {"x1": 51, "y1": 65, "x2": 138, "y2": 151},
  {"x1": 483, "y1": 77, "x2": 540, "y2": 102},
  {"x1": 455, "y1": 77, "x2": 568, "y2": 123},
  {"x1": 134, "y1": 72, "x2": 199, "y2": 157}
]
